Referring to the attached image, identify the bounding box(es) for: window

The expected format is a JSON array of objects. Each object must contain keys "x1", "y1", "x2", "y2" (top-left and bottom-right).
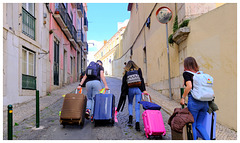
[
  {"x1": 22, "y1": 47, "x2": 35, "y2": 76},
  {"x1": 22, "y1": 3, "x2": 35, "y2": 16},
  {"x1": 22, "y1": 3, "x2": 35, "y2": 40},
  {"x1": 22, "y1": 47, "x2": 36, "y2": 90}
]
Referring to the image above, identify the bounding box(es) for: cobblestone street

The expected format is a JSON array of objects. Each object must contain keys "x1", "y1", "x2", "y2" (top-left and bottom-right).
[{"x1": 5, "y1": 77, "x2": 171, "y2": 140}]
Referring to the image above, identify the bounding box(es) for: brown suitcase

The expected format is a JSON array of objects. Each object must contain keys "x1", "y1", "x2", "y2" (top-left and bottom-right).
[
  {"x1": 60, "y1": 89, "x2": 87, "y2": 128},
  {"x1": 171, "y1": 123, "x2": 193, "y2": 140}
]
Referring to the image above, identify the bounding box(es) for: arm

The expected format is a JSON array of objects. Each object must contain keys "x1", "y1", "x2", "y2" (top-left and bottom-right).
[
  {"x1": 100, "y1": 70, "x2": 109, "y2": 90},
  {"x1": 138, "y1": 68, "x2": 148, "y2": 95},
  {"x1": 180, "y1": 81, "x2": 192, "y2": 105},
  {"x1": 77, "y1": 74, "x2": 87, "y2": 90}
]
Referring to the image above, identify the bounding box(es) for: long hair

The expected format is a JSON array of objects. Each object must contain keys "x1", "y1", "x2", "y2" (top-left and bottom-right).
[
  {"x1": 184, "y1": 57, "x2": 199, "y2": 72},
  {"x1": 123, "y1": 60, "x2": 139, "y2": 74}
]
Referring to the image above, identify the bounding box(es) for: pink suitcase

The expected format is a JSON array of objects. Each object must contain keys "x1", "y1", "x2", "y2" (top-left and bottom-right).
[{"x1": 142, "y1": 110, "x2": 166, "y2": 138}]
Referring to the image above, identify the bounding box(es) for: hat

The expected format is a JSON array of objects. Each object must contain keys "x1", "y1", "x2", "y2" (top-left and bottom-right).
[{"x1": 96, "y1": 60, "x2": 103, "y2": 65}]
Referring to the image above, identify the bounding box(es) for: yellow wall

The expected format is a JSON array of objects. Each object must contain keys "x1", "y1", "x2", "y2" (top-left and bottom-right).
[
  {"x1": 113, "y1": 3, "x2": 237, "y2": 130},
  {"x1": 186, "y1": 3, "x2": 237, "y2": 130}
]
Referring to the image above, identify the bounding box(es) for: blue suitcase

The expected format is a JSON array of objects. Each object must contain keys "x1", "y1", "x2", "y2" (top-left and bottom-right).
[
  {"x1": 197, "y1": 111, "x2": 216, "y2": 140},
  {"x1": 93, "y1": 91, "x2": 115, "y2": 126}
]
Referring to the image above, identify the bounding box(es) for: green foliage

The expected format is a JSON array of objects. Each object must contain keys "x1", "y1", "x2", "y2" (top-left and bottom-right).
[
  {"x1": 173, "y1": 15, "x2": 178, "y2": 33},
  {"x1": 168, "y1": 34, "x2": 174, "y2": 44},
  {"x1": 14, "y1": 122, "x2": 19, "y2": 126},
  {"x1": 179, "y1": 19, "x2": 190, "y2": 28}
]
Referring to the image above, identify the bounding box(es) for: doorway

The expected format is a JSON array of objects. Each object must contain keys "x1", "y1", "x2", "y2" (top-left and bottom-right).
[{"x1": 54, "y1": 39, "x2": 59, "y2": 85}]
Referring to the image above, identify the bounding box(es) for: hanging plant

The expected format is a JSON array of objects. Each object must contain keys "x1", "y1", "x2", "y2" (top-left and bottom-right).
[
  {"x1": 168, "y1": 34, "x2": 174, "y2": 45},
  {"x1": 173, "y1": 15, "x2": 178, "y2": 33},
  {"x1": 179, "y1": 19, "x2": 190, "y2": 28}
]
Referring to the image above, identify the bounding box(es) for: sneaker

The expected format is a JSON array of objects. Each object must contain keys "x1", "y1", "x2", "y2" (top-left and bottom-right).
[
  {"x1": 90, "y1": 115, "x2": 94, "y2": 123},
  {"x1": 127, "y1": 115, "x2": 133, "y2": 126},
  {"x1": 85, "y1": 109, "x2": 90, "y2": 120},
  {"x1": 135, "y1": 122, "x2": 140, "y2": 131}
]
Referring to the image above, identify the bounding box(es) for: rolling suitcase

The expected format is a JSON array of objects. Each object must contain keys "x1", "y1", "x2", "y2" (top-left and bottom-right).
[
  {"x1": 60, "y1": 89, "x2": 87, "y2": 128},
  {"x1": 171, "y1": 123, "x2": 193, "y2": 140},
  {"x1": 141, "y1": 94, "x2": 166, "y2": 139},
  {"x1": 170, "y1": 103, "x2": 194, "y2": 140},
  {"x1": 93, "y1": 90, "x2": 115, "y2": 126},
  {"x1": 197, "y1": 111, "x2": 216, "y2": 140},
  {"x1": 142, "y1": 110, "x2": 166, "y2": 138}
]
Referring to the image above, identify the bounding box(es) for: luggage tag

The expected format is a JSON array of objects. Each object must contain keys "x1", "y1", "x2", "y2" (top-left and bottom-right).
[
  {"x1": 99, "y1": 88, "x2": 106, "y2": 94},
  {"x1": 75, "y1": 88, "x2": 82, "y2": 94}
]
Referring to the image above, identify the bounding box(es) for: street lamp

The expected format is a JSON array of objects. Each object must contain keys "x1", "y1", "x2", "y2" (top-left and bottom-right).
[{"x1": 156, "y1": 6, "x2": 173, "y2": 99}]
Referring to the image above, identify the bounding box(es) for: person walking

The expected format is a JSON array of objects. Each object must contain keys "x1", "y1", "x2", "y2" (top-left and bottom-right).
[
  {"x1": 117, "y1": 60, "x2": 148, "y2": 131},
  {"x1": 180, "y1": 57, "x2": 210, "y2": 140},
  {"x1": 77, "y1": 60, "x2": 109, "y2": 122}
]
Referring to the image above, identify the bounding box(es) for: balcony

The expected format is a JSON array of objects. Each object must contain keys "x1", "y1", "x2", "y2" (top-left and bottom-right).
[
  {"x1": 77, "y1": 29, "x2": 84, "y2": 46},
  {"x1": 70, "y1": 25, "x2": 78, "y2": 48},
  {"x1": 53, "y1": 4, "x2": 67, "y2": 30},
  {"x1": 22, "y1": 7, "x2": 36, "y2": 40},
  {"x1": 62, "y1": 13, "x2": 73, "y2": 39},
  {"x1": 53, "y1": 4, "x2": 72, "y2": 39},
  {"x1": 84, "y1": 11, "x2": 88, "y2": 31},
  {"x1": 77, "y1": 3, "x2": 83, "y2": 17},
  {"x1": 83, "y1": 42, "x2": 88, "y2": 53}
]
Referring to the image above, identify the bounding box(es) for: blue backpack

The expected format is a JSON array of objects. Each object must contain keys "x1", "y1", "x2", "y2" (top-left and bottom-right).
[{"x1": 86, "y1": 61, "x2": 100, "y2": 78}]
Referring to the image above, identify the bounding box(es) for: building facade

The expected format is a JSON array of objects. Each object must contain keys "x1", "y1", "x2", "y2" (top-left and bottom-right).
[
  {"x1": 112, "y1": 3, "x2": 237, "y2": 130},
  {"x1": 94, "y1": 26, "x2": 126, "y2": 76},
  {"x1": 49, "y1": 3, "x2": 88, "y2": 91},
  {"x1": 3, "y1": 3, "x2": 88, "y2": 106}
]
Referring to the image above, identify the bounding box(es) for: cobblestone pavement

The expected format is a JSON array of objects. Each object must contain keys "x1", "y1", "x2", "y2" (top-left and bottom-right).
[
  {"x1": 3, "y1": 77, "x2": 171, "y2": 140},
  {"x1": 4, "y1": 77, "x2": 236, "y2": 140}
]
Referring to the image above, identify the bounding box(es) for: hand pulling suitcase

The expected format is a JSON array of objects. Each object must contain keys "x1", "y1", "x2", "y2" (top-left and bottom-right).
[
  {"x1": 171, "y1": 103, "x2": 193, "y2": 140},
  {"x1": 60, "y1": 89, "x2": 87, "y2": 128},
  {"x1": 141, "y1": 94, "x2": 166, "y2": 139},
  {"x1": 197, "y1": 111, "x2": 216, "y2": 140},
  {"x1": 93, "y1": 90, "x2": 115, "y2": 126}
]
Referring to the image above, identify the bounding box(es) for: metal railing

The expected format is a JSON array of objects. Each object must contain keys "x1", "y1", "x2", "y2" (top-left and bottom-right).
[
  {"x1": 65, "y1": 13, "x2": 73, "y2": 36},
  {"x1": 22, "y1": 7, "x2": 36, "y2": 40},
  {"x1": 77, "y1": 3, "x2": 83, "y2": 13},
  {"x1": 71, "y1": 25, "x2": 77, "y2": 43},
  {"x1": 54, "y1": 3, "x2": 66, "y2": 22},
  {"x1": 84, "y1": 16, "x2": 88, "y2": 28},
  {"x1": 77, "y1": 29, "x2": 83, "y2": 42}
]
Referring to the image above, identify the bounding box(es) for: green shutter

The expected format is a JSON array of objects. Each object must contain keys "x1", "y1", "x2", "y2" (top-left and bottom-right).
[{"x1": 22, "y1": 74, "x2": 36, "y2": 90}]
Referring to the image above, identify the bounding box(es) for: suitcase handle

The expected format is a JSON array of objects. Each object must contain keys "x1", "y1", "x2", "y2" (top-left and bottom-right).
[
  {"x1": 75, "y1": 88, "x2": 82, "y2": 94},
  {"x1": 142, "y1": 93, "x2": 152, "y2": 102}
]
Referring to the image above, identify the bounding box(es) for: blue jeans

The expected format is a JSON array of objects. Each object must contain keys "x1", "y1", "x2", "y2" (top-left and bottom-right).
[
  {"x1": 188, "y1": 94, "x2": 210, "y2": 140},
  {"x1": 86, "y1": 80, "x2": 102, "y2": 116},
  {"x1": 128, "y1": 87, "x2": 142, "y2": 122}
]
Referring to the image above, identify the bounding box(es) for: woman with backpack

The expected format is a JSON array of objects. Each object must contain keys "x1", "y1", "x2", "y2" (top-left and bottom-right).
[
  {"x1": 77, "y1": 60, "x2": 109, "y2": 122},
  {"x1": 180, "y1": 57, "x2": 210, "y2": 140},
  {"x1": 117, "y1": 60, "x2": 148, "y2": 131}
]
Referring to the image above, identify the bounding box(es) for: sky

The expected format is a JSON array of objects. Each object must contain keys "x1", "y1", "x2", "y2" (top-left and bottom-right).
[{"x1": 86, "y1": 3, "x2": 130, "y2": 63}]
